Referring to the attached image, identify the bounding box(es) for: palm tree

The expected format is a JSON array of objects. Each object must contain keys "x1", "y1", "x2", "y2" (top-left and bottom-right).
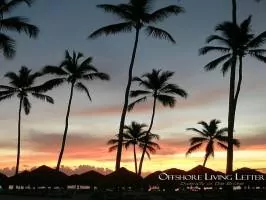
[
  {"x1": 0, "y1": 66, "x2": 54, "y2": 175},
  {"x1": 199, "y1": 16, "x2": 266, "y2": 173},
  {"x1": 128, "y1": 69, "x2": 187, "y2": 175},
  {"x1": 42, "y1": 50, "x2": 110, "y2": 171},
  {"x1": 0, "y1": 0, "x2": 39, "y2": 59},
  {"x1": 89, "y1": 0, "x2": 184, "y2": 170},
  {"x1": 107, "y1": 121, "x2": 160, "y2": 174},
  {"x1": 186, "y1": 119, "x2": 240, "y2": 167}
]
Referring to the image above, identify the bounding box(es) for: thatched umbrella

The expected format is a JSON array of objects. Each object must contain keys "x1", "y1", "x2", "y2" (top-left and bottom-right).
[
  {"x1": 161, "y1": 168, "x2": 187, "y2": 191},
  {"x1": 186, "y1": 165, "x2": 225, "y2": 190},
  {"x1": 144, "y1": 170, "x2": 162, "y2": 188},
  {"x1": 78, "y1": 170, "x2": 104, "y2": 188},
  {"x1": 105, "y1": 167, "x2": 142, "y2": 189},
  {"x1": 68, "y1": 174, "x2": 79, "y2": 186},
  {"x1": 186, "y1": 165, "x2": 219, "y2": 175},
  {"x1": 29, "y1": 165, "x2": 68, "y2": 187},
  {"x1": 8, "y1": 170, "x2": 31, "y2": 187},
  {"x1": 0, "y1": 172, "x2": 8, "y2": 190},
  {"x1": 233, "y1": 167, "x2": 265, "y2": 189}
]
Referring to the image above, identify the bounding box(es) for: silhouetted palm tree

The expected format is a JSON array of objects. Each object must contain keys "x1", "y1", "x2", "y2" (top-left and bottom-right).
[
  {"x1": 108, "y1": 121, "x2": 146, "y2": 173},
  {"x1": 0, "y1": 66, "x2": 54, "y2": 175},
  {"x1": 186, "y1": 119, "x2": 240, "y2": 167},
  {"x1": 42, "y1": 50, "x2": 110, "y2": 171},
  {"x1": 128, "y1": 69, "x2": 187, "y2": 175},
  {"x1": 108, "y1": 121, "x2": 160, "y2": 174},
  {"x1": 89, "y1": 0, "x2": 184, "y2": 170},
  {"x1": 199, "y1": 16, "x2": 266, "y2": 173},
  {"x1": 0, "y1": 0, "x2": 39, "y2": 58}
]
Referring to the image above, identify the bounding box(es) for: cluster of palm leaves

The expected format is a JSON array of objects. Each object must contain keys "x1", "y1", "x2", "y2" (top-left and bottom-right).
[
  {"x1": 108, "y1": 69, "x2": 187, "y2": 175},
  {"x1": 0, "y1": 0, "x2": 265, "y2": 179},
  {"x1": 0, "y1": 51, "x2": 110, "y2": 175}
]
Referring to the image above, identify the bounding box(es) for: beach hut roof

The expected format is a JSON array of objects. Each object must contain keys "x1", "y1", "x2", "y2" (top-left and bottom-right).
[
  {"x1": 234, "y1": 167, "x2": 264, "y2": 175},
  {"x1": 8, "y1": 170, "x2": 31, "y2": 185},
  {"x1": 144, "y1": 170, "x2": 162, "y2": 185},
  {"x1": 30, "y1": 165, "x2": 68, "y2": 186},
  {"x1": 187, "y1": 165, "x2": 217, "y2": 175},
  {"x1": 163, "y1": 168, "x2": 186, "y2": 175},
  {"x1": 105, "y1": 167, "x2": 142, "y2": 186}
]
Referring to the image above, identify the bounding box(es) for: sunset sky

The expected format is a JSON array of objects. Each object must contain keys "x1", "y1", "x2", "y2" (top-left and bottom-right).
[{"x1": 0, "y1": 0, "x2": 266, "y2": 175}]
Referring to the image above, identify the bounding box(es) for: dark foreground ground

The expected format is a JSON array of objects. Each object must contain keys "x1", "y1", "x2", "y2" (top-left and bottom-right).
[{"x1": 1, "y1": 191, "x2": 266, "y2": 200}]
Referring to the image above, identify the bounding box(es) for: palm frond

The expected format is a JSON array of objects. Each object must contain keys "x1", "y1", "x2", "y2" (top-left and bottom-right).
[
  {"x1": 203, "y1": 54, "x2": 231, "y2": 71},
  {"x1": 107, "y1": 138, "x2": 119, "y2": 145},
  {"x1": 89, "y1": 22, "x2": 134, "y2": 39},
  {"x1": 248, "y1": 49, "x2": 266, "y2": 56},
  {"x1": 130, "y1": 90, "x2": 151, "y2": 98},
  {"x1": 1, "y1": 17, "x2": 39, "y2": 38},
  {"x1": 240, "y1": 15, "x2": 252, "y2": 34},
  {"x1": 148, "y1": 5, "x2": 184, "y2": 23},
  {"x1": 4, "y1": 71, "x2": 18, "y2": 81},
  {"x1": 145, "y1": 26, "x2": 175, "y2": 43},
  {"x1": 186, "y1": 128, "x2": 208, "y2": 137},
  {"x1": 128, "y1": 96, "x2": 147, "y2": 111},
  {"x1": 215, "y1": 127, "x2": 228, "y2": 137},
  {"x1": 0, "y1": 93, "x2": 14, "y2": 102},
  {"x1": 0, "y1": 33, "x2": 15, "y2": 58},
  {"x1": 22, "y1": 96, "x2": 31, "y2": 115},
  {"x1": 79, "y1": 57, "x2": 94, "y2": 68},
  {"x1": 217, "y1": 142, "x2": 228, "y2": 150},
  {"x1": 42, "y1": 66, "x2": 68, "y2": 76},
  {"x1": 108, "y1": 145, "x2": 118, "y2": 152},
  {"x1": 31, "y1": 93, "x2": 54, "y2": 104},
  {"x1": 247, "y1": 31, "x2": 266, "y2": 48},
  {"x1": 232, "y1": 138, "x2": 240, "y2": 148},
  {"x1": 206, "y1": 35, "x2": 230, "y2": 46},
  {"x1": 186, "y1": 143, "x2": 203, "y2": 156},
  {"x1": 189, "y1": 137, "x2": 208, "y2": 146},
  {"x1": 221, "y1": 57, "x2": 233, "y2": 76},
  {"x1": 251, "y1": 54, "x2": 266, "y2": 63},
  {"x1": 75, "y1": 82, "x2": 92, "y2": 101},
  {"x1": 132, "y1": 77, "x2": 152, "y2": 89},
  {"x1": 160, "y1": 84, "x2": 187, "y2": 98},
  {"x1": 82, "y1": 72, "x2": 110, "y2": 81},
  {"x1": 0, "y1": 0, "x2": 34, "y2": 13},
  {"x1": 156, "y1": 94, "x2": 175, "y2": 107},
  {"x1": 199, "y1": 46, "x2": 230, "y2": 55},
  {"x1": 0, "y1": 85, "x2": 16, "y2": 90},
  {"x1": 197, "y1": 121, "x2": 210, "y2": 133},
  {"x1": 29, "y1": 78, "x2": 66, "y2": 93}
]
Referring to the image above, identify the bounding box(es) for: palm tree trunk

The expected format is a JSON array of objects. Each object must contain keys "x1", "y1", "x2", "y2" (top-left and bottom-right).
[
  {"x1": 226, "y1": 0, "x2": 238, "y2": 175},
  {"x1": 232, "y1": 0, "x2": 237, "y2": 24},
  {"x1": 56, "y1": 82, "x2": 75, "y2": 171},
  {"x1": 138, "y1": 96, "x2": 157, "y2": 176},
  {"x1": 133, "y1": 144, "x2": 137, "y2": 174},
  {"x1": 226, "y1": 58, "x2": 237, "y2": 174},
  {"x1": 203, "y1": 155, "x2": 208, "y2": 167},
  {"x1": 15, "y1": 97, "x2": 23, "y2": 175},
  {"x1": 234, "y1": 57, "x2": 243, "y2": 106},
  {"x1": 115, "y1": 26, "x2": 140, "y2": 171}
]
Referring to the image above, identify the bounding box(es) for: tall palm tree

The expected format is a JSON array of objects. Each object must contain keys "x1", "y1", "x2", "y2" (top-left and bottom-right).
[
  {"x1": 186, "y1": 119, "x2": 240, "y2": 167},
  {"x1": 128, "y1": 69, "x2": 187, "y2": 175},
  {"x1": 107, "y1": 121, "x2": 160, "y2": 174},
  {"x1": 42, "y1": 50, "x2": 110, "y2": 171},
  {"x1": 0, "y1": 66, "x2": 54, "y2": 175},
  {"x1": 0, "y1": 0, "x2": 39, "y2": 59},
  {"x1": 89, "y1": 0, "x2": 184, "y2": 170},
  {"x1": 199, "y1": 16, "x2": 266, "y2": 173}
]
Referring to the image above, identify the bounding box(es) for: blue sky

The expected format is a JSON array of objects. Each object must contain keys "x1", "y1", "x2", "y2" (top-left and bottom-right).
[{"x1": 0, "y1": 0, "x2": 266, "y2": 172}]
